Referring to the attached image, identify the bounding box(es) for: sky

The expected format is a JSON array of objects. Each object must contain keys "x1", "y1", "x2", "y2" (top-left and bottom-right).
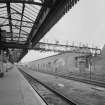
[{"x1": 21, "y1": 0, "x2": 105, "y2": 63}]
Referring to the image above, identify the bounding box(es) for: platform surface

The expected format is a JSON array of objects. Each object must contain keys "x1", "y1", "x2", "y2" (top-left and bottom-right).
[{"x1": 0, "y1": 66, "x2": 46, "y2": 105}]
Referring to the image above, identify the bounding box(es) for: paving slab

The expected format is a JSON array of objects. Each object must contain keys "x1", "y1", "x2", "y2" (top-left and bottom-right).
[{"x1": 0, "y1": 66, "x2": 46, "y2": 105}]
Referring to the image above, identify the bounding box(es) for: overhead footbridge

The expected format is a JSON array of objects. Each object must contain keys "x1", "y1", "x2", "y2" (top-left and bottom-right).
[{"x1": 0, "y1": 0, "x2": 80, "y2": 63}]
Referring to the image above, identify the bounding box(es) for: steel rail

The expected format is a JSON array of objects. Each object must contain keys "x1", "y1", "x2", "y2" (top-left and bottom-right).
[
  {"x1": 40, "y1": 71, "x2": 105, "y2": 88},
  {"x1": 19, "y1": 69, "x2": 77, "y2": 105},
  {"x1": 19, "y1": 70, "x2": 49, "y2": 105},
  {"x1": 61, "y1": 75, "x2": 105, "y2": 88}
]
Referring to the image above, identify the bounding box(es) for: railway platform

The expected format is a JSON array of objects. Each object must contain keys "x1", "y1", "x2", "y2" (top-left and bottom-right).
[{"x1": 0, "y1": 66, "x2": 46, "y2": 105}]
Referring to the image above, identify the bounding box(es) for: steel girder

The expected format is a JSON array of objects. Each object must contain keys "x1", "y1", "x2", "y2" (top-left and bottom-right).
[
  {"x1": 6, "y1": 3, "x2": 13, "y2": 41},
  {"x1": 0, "y1": 0, "x2": 43, "y2": 6},
  {"x1": 0, "y1": 41, "x2": 28, "y2": 49},
  {"x1": 29, "y1": 0, "x2": 80, "y2": 46},
  {"x1": 0, "y1": 41, "x2": 101, "y2": 55}
]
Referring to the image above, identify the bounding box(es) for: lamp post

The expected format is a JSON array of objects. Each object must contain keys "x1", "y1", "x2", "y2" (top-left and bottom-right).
[{"x1": 88, "y1": 54, "x2": 92, "y2": 80}]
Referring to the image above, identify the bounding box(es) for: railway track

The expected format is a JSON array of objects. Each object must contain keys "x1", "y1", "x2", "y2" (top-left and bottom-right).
[
  {"x1": 33, "y1": 70, "x2": 105, "y2": 88},
  {"x1": 53, "y1": 73, "x2": 105, "y2": 88},
  {"x1": 19, "y1": 69, "x2": 77, "y2": 105},
  {"x1": 20, "y1": 66, "x2": 105, "y2": 88},
  {"x1": 43, "y1": 71, "x2": 105, "y2": 88}
]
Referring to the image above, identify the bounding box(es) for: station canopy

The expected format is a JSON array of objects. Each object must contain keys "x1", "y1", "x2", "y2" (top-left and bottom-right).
[
  {"x1": 0, "y1": 0, "x2": 42, "y2": 44},
  {"x1": 0, "y1": 0, "x2": 80, "y2": 62}
]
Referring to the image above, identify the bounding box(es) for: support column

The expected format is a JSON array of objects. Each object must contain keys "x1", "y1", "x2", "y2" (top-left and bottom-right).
[{"x1": 0, "y1": 50, "x2": 4, "y2": 77}]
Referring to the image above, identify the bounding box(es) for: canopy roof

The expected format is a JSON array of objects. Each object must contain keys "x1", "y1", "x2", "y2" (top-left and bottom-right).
[
  {"x1": 0, "y1": 0, "x2": 42, "y2": 44},
  {"x1": 0, "y1": 0, "x2": 80, "y2": 62}
]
